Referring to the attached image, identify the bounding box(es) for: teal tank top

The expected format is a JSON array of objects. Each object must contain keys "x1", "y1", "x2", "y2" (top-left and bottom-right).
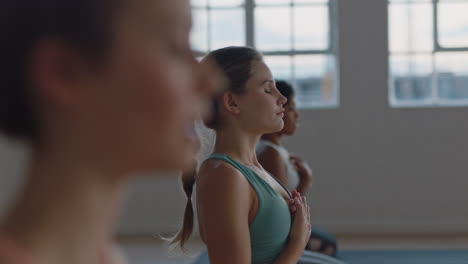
[{"x1": 206, "y1": 153, "x2": 292, "y2": 264}]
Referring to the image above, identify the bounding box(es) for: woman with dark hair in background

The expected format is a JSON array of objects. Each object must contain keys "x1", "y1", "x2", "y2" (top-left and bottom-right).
[
  {"x1": 257, "y1": 80, "x2": 339, "y2": 258},
  {"x1": 0, "y1": 0, "x2": 218, "y2": 263}
]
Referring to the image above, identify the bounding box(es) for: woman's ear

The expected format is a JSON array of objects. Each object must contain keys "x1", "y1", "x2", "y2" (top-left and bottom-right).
[{"x1": 221, "y1": 92, "x2": 241, "y2": 115}]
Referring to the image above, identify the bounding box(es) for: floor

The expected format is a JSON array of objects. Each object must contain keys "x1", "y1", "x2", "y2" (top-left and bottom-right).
[
  {"x1": 119, "y1": 234, "x2": 468, "y2": 264},
  {"x1": 121, "y1": 237, "x2": 204, "y2": 264}
]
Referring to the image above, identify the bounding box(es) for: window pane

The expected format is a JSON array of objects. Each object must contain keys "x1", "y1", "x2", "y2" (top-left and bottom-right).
[
  {"x1": 264, "y1": 56, "x2": 293, "y2": 82},
  {"x1": 389, "y1": 2, "x2": 433, "y2": 53},
  {"x1": 190, "y1": 1, "x2": 337, "y2": 109},
  {"x1": 294, "y1": 0, "x2": 328, "y2": 4},
  {"x1": 389, "y1": 0, "x2": 430, "y2": 3},
  {"x1": 255, "y1": 7, "x2": 291, "y2": 51},
  {"x1": 294, "y1": 5, "x2": 329, "y2": 50},
  {"x1": 293, "y1": 55, "x2": 336, "y2": 105},
  {"x1": 210, "y1": 9, "x2": 245, "y2": 50},
  {"x1": 191, "y1": 9, "x2": 209, "y2": 52},
  {"x1": 435, "y1": 53, "x2": 468, "y2": 100},
  {"x1": 390, "y1": 55, "x2": 432, "y2": 101},
  {"x1": 210, "y1": 0, "x2": 244, "y2": 7},
  {"x1": 257, "y1": 0, "x2": 328, "y2": 4},
  {"x1": 255, "y1": 0, "x2": 289, "y2": 5},
  {"x1": 438, "y1": 2, "x2": 468, "y2": 48},
  {"x1": 191, "y1": 0, "x2": 207, "y2": 7}
]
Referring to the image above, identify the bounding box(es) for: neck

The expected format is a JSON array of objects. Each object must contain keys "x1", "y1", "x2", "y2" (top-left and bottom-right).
[
  {"x1": 3, "y1": 145, "x2": 127, "y2": 264},
  {"x1": 261, "y1": 133, "x2": 282, "y2": 145},
  {"x1": 213, "y1": 125, "x2": 261, "y2": 167}
]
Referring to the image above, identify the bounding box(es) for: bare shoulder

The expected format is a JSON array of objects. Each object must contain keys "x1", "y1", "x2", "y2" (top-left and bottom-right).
[
  {"x1": 196, "y1": 158, "x2": 253, "y2": 230},
  {"x1": 196, "y1": 160, "x2": 254, "y2": 263},
  {"x1": 258, "y1": 145, "x2": 282, "y2": 164},
  {"x1": 257, "y1": 146, "x2": 288, "y2": 185},
  {"x1": 197, "y1": 159, "x2": 249, "y2": 193}
]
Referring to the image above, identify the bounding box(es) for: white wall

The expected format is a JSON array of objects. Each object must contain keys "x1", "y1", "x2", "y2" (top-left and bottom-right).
[
  {"x1": 1, "y1": 0, "x2": 467, "y2": 235},
  {"x1": 118, "y1": 176, "x2": 187, "y2": 235},
  {"x1": 284, "y1": 0, "x2": 468, "y2": 233}
]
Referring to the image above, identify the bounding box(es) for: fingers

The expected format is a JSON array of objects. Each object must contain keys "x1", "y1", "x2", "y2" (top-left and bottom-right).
[
  {"x1": 288, "y1": 199, "x2": 297, "y2": 214},
  {"x1": 302, "y1": 195, "x2": 310, "y2": 215},
  {"x1": 291, "y1": 192, "x2": 307, "y2": 206},
  {"x1": 290, "y1": 154, "x2": 303, "y2": 163},
  {"x1": 292, "y1": 189, "x2": 300, "y2": 198},
  {"x1": 302, "y1": 195, "x2": 310, "y2": 223},
  {"x1": 303, "y1": 197, "x2": 311, "y2": 235},
  {"x1": 290, "y1": 156, "x2": 302, "y2": 166},
  {"x1": 294, "y1": 196, "x2": 302, "y2": 206},
  {"x1": 291, "y1": 192, "x2": 307, "y2": 208},
  {"x1": 290, "y1": 192, "x2": 311, "y2": 222}
]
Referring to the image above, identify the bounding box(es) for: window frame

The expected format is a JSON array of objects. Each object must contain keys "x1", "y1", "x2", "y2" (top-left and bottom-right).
[
  {"x1": 191, "y1": 0, "x2": 339, "y2": 109},
  {"x1": 389, "y1": 0, "x2": 468, "y2": 107}
]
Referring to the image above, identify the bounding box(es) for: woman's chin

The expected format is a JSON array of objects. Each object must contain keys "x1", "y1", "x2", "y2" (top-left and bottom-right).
[{"x1": 264, "y1": 124, "x2": 284, "y2": 134}]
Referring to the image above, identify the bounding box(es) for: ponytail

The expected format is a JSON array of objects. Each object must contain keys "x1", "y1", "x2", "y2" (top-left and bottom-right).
[{"x1": 168, "y1": 169, "x2": 196, "y2": 249}]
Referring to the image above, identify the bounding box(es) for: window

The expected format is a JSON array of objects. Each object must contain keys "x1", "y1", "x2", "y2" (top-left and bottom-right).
[
  {"x1": 389, "y1": 0, "x2": 468, "y2": 107},
  {"x1": 191, "y1": 0, "x2": 339, "y2": 108}
]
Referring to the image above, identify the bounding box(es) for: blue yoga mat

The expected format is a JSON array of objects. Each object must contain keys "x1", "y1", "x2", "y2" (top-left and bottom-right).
[{"x1": 339, "y1": 249, "x2": 468, "y2": 264}]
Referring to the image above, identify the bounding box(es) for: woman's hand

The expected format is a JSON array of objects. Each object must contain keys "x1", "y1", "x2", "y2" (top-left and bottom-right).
[
  {"x1": 287, "y1": 190, "x2": 311, "y2": 249},
  {"x1": 289, "y1": 154, "x2": 313, "y2": 194},
  {"x1": 273, "y1": 190, "x2": 311, "y2": 264}
]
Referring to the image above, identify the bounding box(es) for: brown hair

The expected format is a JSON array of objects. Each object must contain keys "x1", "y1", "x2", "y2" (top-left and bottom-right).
[
  {"x1": 0, "y1": 0, "x2": 121, "y2": 141},
  {"x1": 202, "y1": 46, "x2": 263, "y2": 130},
  {"x1": 169, "y1": 46, "x2": 262, "y2": 249}
]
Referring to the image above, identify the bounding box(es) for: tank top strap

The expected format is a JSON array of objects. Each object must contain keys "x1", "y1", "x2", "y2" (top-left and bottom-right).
[{"x1": 206, "y1": 153, "x2": 291, "y2": 198}]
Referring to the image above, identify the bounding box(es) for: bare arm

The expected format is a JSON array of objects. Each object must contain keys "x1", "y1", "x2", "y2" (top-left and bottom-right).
[
  {"x1": 272, "y1": 243, "x2": 306, "y2": 264},
  {"x1": 196, "y1": 161, "x2": 253, "y2": 264},
  {"x1": 273, "y1": 193, "x2": 311, "y2": 264},
  {"x1": 197, "y1": 161, "x2": 310, "y2": 264},
  {"x1": 257, "y1": 147, "x2": 288, "y2": 186},
  {"x1": 296, "y1": 176, "x2": 311, "y2": 196},
  {"x1": 290, "y1": 154, "x2": 312, "y2": 195}
]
